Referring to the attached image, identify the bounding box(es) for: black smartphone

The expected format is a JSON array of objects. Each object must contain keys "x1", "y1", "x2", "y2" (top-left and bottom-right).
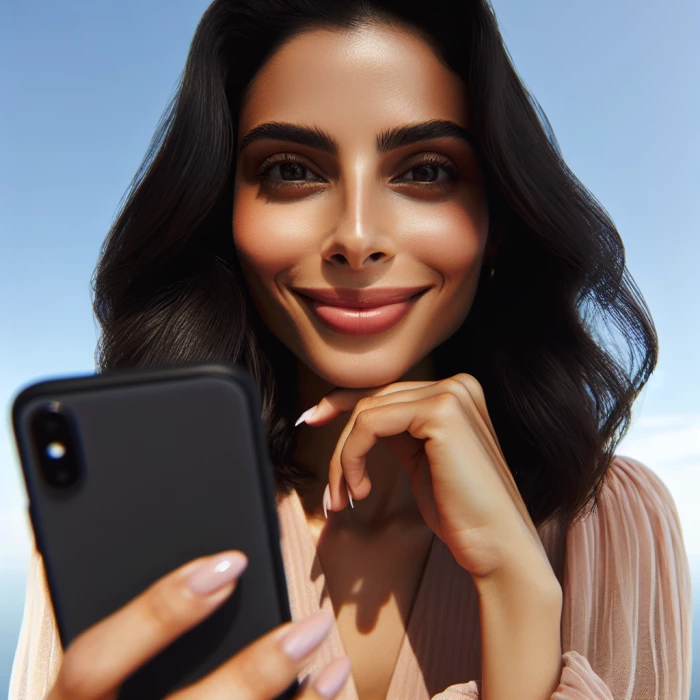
[{"x1": 12, "y1": 362, "x2": 299, "y2": 700}]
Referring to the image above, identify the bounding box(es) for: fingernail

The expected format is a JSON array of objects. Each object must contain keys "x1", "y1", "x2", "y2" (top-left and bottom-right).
[
  {"x1": 279, "y1": 610, "x2": 334, "y2": 661},
  {"x1": 187, "y1": 552, "x2": 248, "y2": 596},
  {"x1": 315, "y1": 656, "x2": 352, "y2": 698},
  {"x1": 323, "y1": 483, "x2": 331, "y2": 519},
  {"x1": 295, "y1": 405, "x2": 318, "y2": 426},
  {"x1": 345, "y1": 481, "x2": 354, "y2": 508}
]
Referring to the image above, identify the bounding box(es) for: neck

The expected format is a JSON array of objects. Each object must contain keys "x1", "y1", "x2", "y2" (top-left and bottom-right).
[{"x1": 291, "y1": 354, "x2": 436, "y2": 535}]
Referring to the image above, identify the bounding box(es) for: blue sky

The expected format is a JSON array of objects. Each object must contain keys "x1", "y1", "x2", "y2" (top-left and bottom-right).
[{"x1": 2, "y1": 0, "x2": 699, "y2": 694}]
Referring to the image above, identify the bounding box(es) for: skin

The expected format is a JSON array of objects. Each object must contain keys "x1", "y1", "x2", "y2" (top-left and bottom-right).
[
  {"x1": 233, "y1": 23, "x2": 563, "y2": 700},
  {"x1": 47, "y1": 552, "x2": 350, "y2": 699},
  {"x1": 233, "y1": 23, "x2": 495, "y2": 533}
]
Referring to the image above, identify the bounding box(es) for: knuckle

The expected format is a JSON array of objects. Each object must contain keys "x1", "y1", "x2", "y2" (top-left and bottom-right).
[
  {"x1": 355, "y1": 396, "x2": 377, "y2": 413},
  {"x1": 433, "y1": 391, "x2": 462, "y2": 417},
  {"x1": 141, "y1": 581, "x2": 190, "y2": 635},
  {"x1": 459, "y1": 373, "x2": 485, "y2": 398},
  {"x1": 444, "y1": 377, "x2": 471, "y2": 402},
  {"x1": 354, "y1": 407, "x2": 374, "y2": 428}
]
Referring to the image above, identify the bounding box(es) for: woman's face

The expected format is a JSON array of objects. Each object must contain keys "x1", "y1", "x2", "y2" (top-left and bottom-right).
[{"x1": 233, "y1": 23, "x2": 490, "y2": 388}]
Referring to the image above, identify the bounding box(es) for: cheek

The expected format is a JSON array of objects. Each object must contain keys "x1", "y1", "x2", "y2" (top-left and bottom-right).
[
  {"x1": 231, "y1": 188, "x2": 323, "y2": 345},
  {"x1": 403, "y1": 202, "x2": 486, "y2": 286},
  {"x1": 403, "y1": 202, "x2": 487, "y2": 344},
  {"x1": 233, "y1": 193, "x2": 301, "y2": 278}
]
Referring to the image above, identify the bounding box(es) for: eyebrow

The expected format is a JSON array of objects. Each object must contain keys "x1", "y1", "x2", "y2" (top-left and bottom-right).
[{"x1": 237, "y1": 119, "x2": 478, "y2": 156}]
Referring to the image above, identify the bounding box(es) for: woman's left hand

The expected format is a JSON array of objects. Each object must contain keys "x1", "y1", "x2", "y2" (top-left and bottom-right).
[{"x1": 297, "y1": 373, "x2": 555, "y2": 583}]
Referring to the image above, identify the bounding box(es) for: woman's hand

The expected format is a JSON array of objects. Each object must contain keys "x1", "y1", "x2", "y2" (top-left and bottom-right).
[
  {"x1": 298, "y1": 373, "x2": 557, "y2": 587},
  {"x1": 46, "y1": 551, "x2": 351, "y2": 700}
]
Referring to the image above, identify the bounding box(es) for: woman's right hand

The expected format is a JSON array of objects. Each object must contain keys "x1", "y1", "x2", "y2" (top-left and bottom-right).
[{"x1": 45, "y1": 550, "x2": 351, "y2": 700}]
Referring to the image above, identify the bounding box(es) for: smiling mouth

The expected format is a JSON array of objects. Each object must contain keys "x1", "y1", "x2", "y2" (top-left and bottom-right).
[{"x1": 294, "y1": 288, "x2": 430, "y2": 335}]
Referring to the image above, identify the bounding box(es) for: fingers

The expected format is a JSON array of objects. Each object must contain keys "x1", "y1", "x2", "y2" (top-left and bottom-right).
[
  {"x1": 300, "y1": 375, "x2": 492, "y2": 441},
  {"x1": 331, "y1": 399, "x2": 429, "y2": 500},
  {"x1": 170, "y1": 610, "x2": 352, "y2": 699},
  {"x1": 299, "y1": 657, "x2": 353, "y2": 699},
  {"x1": 46, "y1": 551, "x2": 353, "y2": 700},
  {"x1": 311, "y1": 374, "x2": 503, "y2": 515},
  {"x1": 299, "y1": 381, "x2": 434, "y2": 426},
  {"x1": 47, "y1": 551, "x2": 248, "y2": 700},
  {"x1": 326, "y1": 387, "x2": 473, "y2": 512}
]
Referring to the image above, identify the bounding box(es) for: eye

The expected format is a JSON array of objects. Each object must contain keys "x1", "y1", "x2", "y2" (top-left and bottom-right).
[
  {"x1": 394, "y1": 155, "x2": 461, "y2": 187},
  {"x1": 400, "y1": 163, "x2": 450, "y2": 182},
  {"x1": 255, "y1": 154, "x2": 325, "y2": 185},
  {"x1": 253, "y1": 152, "x2": 461, "y2": 193}
]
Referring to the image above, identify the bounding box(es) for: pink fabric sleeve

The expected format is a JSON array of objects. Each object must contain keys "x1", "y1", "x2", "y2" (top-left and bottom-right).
[
  {"x1": 553, "y1": 455, "x2": 692, "y2": 699},
  {"x1": 431, "y1": 455, "x2": 693, "y2": 700},
  {"x1": 8, "y1": 550, "x2": 63, "y2": 700},
  {"x1": 429, "y1": 655, "x2": 614, "y2": 700}
]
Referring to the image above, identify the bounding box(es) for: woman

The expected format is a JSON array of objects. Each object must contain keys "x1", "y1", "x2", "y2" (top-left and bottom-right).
[{"x1": 10, "y1": 1, "x2": 692, "y2": 698}]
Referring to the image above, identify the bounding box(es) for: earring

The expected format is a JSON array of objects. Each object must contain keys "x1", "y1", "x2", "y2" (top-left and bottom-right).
[{"x1": 489, "y1": 265, "x2": 495, "y2": 281}]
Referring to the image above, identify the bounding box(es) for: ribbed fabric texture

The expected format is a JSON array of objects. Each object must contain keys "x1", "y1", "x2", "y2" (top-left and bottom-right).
[{"x1": 9, "y1": 455, "x2": 692, "y2": 699}]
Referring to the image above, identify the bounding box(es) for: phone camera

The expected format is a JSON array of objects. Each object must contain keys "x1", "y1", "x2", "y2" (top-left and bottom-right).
[
  {"x1": 46, "y1": 442, "x2": 67, "y2": 459},
  {"x1": 30, "y1": 405, "x2": 82, "y2": 488}
]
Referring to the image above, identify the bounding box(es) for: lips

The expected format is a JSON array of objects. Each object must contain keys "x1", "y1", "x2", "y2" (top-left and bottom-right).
[
  {"x1": 293, "y1": 286, "x2": 431, "y2": 308},
  {"x1": 293, "y1": 286, "x2": 430, "y2": 335}
]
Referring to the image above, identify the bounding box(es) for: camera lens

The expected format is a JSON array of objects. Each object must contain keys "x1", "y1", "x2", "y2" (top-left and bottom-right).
[
  {"x1": 31, "y1": 404, "x2": 82, "y2": 488},
  {"x1": 46, "y1": 442, "x2": 66, "y2": 459}
]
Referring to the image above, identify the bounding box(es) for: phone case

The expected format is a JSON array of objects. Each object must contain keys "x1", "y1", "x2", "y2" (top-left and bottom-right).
[{"x1": 12, "y1": 363, "x2": 299, "y2": 699}]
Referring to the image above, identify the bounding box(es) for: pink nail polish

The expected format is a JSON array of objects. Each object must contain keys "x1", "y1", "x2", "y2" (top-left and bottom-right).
[
  {"x1": 345, "y1": 481, "x2": 354, "y2": 508},
  {"x1": 323, "y1": 483, "x2": 331, "y2": 519},
  {"x1": 315, "y1": 656, "x2": 352, "y2": 698},
  {"x1": 279, "y1": 610, "x2": 334, "y2": 661},
  {"x1": 187, "y1": 552, "x2": 248, "y2": 595},
  {"x1": 295, "y1": 405, "x2": 318, "y2": 426}
]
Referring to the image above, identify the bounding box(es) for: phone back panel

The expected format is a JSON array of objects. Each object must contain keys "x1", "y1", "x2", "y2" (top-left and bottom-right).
[{"x1": 13, "y1": 364, "x2": 296, "y2": 699}]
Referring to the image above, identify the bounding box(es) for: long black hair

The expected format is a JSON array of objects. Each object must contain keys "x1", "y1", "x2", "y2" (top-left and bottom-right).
[{"x1": 91, "y1": 0, "x2": 658, "y2": 531}]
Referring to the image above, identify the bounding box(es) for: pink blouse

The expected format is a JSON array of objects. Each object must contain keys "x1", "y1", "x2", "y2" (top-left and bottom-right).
[{"x1": 9, "y1": 455, "x2": 693, "y2": 699}]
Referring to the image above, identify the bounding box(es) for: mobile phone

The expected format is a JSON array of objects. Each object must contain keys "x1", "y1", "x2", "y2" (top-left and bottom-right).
[{"x1": 12, "y1": 363, "x2": 299, "y2": 700}]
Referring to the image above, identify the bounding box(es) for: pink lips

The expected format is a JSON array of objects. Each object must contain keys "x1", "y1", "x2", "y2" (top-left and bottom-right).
[{"x1": 294, "y1": 286, "x2": 430, "y2": 335}]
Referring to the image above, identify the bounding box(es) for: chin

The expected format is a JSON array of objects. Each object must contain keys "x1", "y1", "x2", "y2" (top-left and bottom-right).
[
  {"x1": 307, "y1": 351, "x2": 430, "y2": 390},
  {"x1": 322, "y1": 372, "x2": 403, "y2": 390}
]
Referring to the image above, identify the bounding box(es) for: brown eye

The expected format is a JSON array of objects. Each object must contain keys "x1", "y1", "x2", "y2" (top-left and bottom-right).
[
  {"x1": 408, "y1": 164, "x2": 441, "y2": 182},
  {"x1": 274, "y1": 162, "x2": 321, "y2": 181},
  {"x1": 255, "y1": 155, "x2": 325, "y2": 183},
  {"x1": 397, "y1": 159, "x2": 460, "y2": 184},
  {"x1": 280, "y1": 162, "x2": 305, "y2": 180}
]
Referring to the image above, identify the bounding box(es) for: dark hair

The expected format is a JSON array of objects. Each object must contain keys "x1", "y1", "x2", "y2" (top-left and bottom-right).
[{"x1": 92, "y1": 0, "x2": 658, "y2": 531}]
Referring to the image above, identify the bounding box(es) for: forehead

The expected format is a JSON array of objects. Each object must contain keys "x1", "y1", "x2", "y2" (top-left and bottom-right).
[{"x1": 238, "y1": 24, "x2": 469, "y2": 139}]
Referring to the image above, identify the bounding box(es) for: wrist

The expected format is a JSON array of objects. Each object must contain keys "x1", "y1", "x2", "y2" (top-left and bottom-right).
[
  {"x1": 472, "y1": 540, "x2": 563, "y2": 608},
  {"x1": 475, "y1": 557, "x2": 564, "y2": 700}
]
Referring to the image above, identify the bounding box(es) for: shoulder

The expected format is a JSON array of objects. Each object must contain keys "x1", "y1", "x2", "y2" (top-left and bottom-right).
[
  {"x1": 564, "y1": 453, "x2": 691, "y2": 595},
  {"x1": 603, "y1": 453, "x2": 676, "y2": 502},
  {"x1": 595, "y1": 454, "x2": 684, "y2": 534}
]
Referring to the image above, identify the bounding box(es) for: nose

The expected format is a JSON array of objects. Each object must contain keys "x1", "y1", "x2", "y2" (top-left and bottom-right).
[{"x1": 321, "y1": 167, "x2": 396, "y2": 270}]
